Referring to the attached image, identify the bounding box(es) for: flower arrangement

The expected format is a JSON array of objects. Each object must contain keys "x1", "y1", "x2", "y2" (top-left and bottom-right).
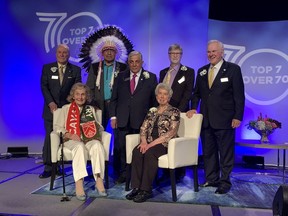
[
  {"x1": 143, "y1": 71, "x2": 150, "y2": 79},
  {"x1": 247, "y1": 113, "x2": 281, "y2": 143}
]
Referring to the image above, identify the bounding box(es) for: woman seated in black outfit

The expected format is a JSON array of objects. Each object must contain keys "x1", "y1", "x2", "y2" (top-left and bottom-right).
[{"x1": 126, "y1": 83, "x2": 180, "y2": 203}]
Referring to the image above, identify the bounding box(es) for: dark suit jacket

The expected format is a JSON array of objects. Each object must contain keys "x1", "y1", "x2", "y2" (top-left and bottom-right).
[
  {"x1": 191, "y1": 60, "x2": 245, "y2": 129},
  {"x1": 41, "y1": 62, "x2": 82, "y2": 121},
  {"x1": 86, "y1": 61, "x2": 127, "y2": 111},
  {"x1": 109, "y1": 69, "x2": 158, "y2": 129},
  {"x1": 159, "y1": 64, "x2": 195, "y2": 112}
]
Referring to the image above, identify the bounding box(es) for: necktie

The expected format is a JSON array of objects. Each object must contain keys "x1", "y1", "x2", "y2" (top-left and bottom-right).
[
  {"x1": 130, "y1": 74, "x2": 137, "y2": 94},
  {"x1": 59, "y1": 65, "x2": 64, "y2": 86},
  {"x1": 165, "y1": 68, "x2": 173, "y2": 85},
  {"x1": 208, "y1": 67, "x2": 215, "y2": 88}
]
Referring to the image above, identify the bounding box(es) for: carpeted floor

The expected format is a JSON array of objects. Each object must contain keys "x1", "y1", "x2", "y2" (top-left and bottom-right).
[{"x1": 31, "y1": 170, "x2": 281, "y2": 209}]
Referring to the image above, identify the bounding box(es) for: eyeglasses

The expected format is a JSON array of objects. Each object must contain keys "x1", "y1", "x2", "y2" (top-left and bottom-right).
[{"x1": 169, "y1": 52, "x2": 182, "y2": 55}]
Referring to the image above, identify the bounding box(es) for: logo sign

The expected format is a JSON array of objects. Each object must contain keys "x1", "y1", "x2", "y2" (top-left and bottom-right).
[
  {"x1": 224, "y1": 44, "x2": 288, "y2": 105},
  {"x1": 36, "y1": 12, "x2": 103, "y2": 62}
]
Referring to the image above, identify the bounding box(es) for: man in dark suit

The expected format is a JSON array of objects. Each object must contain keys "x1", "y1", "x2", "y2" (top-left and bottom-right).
[
  {"x1": 188, "y1": 40, "x2": 245, "y2": 194},
  {"x1": 159, "y1": 44, "x2": 195, "y2": 112},
  {"x1": 86, "y1": 41, "x2": 127, "y2": 129},
  {"x1": 110, "y1": 51, "x2": 158, "y2": 183},
  {"x1": 40, "y1": 44, "x2": 82, "y2": 178},
  {"x1": 159, "y1": 43, "x2": 195, "y2": 181}
]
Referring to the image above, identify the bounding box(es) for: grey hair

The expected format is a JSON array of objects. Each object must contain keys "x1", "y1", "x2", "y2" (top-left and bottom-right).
[
  {"x1": 128, "y1": 50, "x2": 143, "y2": 61},
  {"x1": 67, "y1": 83, "x2": 92, "y2": 103},
  {"x1": 155, "y1": 83, "x2": 173, "y2": 98},
  {"x1": 208, "y1": 40, "x2": 224, "y2": 51},
  {"x1": 57, "y1": 44, "x2": 70, "y2": 53},
  {"x1": 168, "y1": 43, "x2": 183, "y2": 54}
]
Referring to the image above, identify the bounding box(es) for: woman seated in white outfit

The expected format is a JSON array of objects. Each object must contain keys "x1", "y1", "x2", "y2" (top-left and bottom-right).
[{"x1": 54, "y1": 82, "x2": 107, "y2": 201}]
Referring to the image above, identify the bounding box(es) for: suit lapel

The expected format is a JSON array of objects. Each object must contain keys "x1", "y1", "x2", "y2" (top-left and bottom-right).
[
  {"x1": 133, "y1": 70, "x2": 145, "y2": 95},
  {"x1": 171, "y1": 65, "x2": 184, "y2": 89},
  {"x1": 210, "y1": 61, "x2": 228, "y2": 89},
  {"x1": 62, "y1": 63, "x2": 72, "y2": 87}
]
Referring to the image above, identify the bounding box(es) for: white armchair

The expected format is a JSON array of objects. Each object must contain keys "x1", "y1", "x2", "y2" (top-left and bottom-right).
[
  {"x1": 125, "y1": 113, "x2": 203, "y2": 201},
  {"x1": 49, "y1": 108, "x2": 111, "y2": 190}
]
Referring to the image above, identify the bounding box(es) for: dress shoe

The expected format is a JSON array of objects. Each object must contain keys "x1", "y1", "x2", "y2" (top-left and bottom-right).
[
  {"x1": 215, "y1": 187, "x2": 230, "y2": 194},
  {"x1": 201, "y1": 182, "x2": 219, "y2": 187},
  {"x1": 133, "y1": 190, "x2": 152, "y2": 203},
  {"x1": 126, "y1": 188, "x2": 140, "y2": 200},
  {"x1": 39, "y1": 171, "x2": 51, "y2": 179},
  {"x1": 115, "y1": 175, "x2": 126, "y2": 184},
  {"x1": 76, "y1": 194, "x2": 87, "y2": 201}
]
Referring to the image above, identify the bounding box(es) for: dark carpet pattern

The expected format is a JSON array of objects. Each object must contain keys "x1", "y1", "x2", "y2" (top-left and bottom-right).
[{"x1": 31, "y1": 171, "x2": 281, "y2": 209}]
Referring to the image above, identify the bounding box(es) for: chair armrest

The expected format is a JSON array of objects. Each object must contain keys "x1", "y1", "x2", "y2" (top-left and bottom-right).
[
  {"x1": 50, "y1": 131, "x2": 60, "y2": 163},
  {"x1": 102, "y1": 131, "x2": 112, "y2": 161},
  {"x1": 126, "y1": 134, "x2": 140, "y2": 164},
  {"x1": 167, "y1": 137, "x2": 199, "y2": 169}
]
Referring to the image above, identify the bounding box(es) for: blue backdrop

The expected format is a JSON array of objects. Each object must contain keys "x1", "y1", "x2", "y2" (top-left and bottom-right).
[{"x1": 1, "y1": 0, "x2": 287, "y2": 164}]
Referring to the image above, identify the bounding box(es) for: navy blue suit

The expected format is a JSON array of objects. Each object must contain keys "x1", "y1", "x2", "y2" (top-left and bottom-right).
[
  {"x1": 159, "y1": 64, "x2": 195, "y2": 112},
  {"x1": 110, "y1": 69, "x2": 158, "y2": 174},
  {"x1": 191, "y1": 60, "x2": 245, "y2": 189}
]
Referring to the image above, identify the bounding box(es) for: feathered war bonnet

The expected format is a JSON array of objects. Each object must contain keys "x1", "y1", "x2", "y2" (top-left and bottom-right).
[{"x1": 79, "y1": 25, "x2": 134, "y2": 72}]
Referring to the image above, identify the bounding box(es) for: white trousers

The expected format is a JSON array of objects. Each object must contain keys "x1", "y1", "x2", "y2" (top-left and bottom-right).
[{"x1": 64, "y1": 139, "x2": 105, "y2": 182}]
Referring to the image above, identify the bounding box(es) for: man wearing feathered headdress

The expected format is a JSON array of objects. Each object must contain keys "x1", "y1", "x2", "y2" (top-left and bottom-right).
[
  {"x1": 80, "y1": 26, "x2": 133, "y2": 180},
  {"x1": 80, "y1": 26, "x2": 133, "y2": 129},
  {"x1": 86, "y1": 40, "x2": 127, "y2": 129}
]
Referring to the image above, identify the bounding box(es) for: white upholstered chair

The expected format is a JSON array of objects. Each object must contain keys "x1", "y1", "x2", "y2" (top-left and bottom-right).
[
  {"x1": 49, "y1": 108, "x2": 111, "y2": 190},
  {"x1": 125, "y1": 113, "x2": 203, "y2": 201}
]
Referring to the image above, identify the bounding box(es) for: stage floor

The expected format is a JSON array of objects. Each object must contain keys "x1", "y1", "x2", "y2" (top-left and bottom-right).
[{"x1": 0, "y1": 155, "x2": 276, "y2": 216}]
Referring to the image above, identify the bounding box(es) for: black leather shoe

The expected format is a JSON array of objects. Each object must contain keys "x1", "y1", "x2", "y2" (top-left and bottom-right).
[
  {"x1": 115, "y1": 175, "x2": 126, "y2": 184},
  {"x1": 201, "y1": 182, "x2": 219, "y2": 187},
  {"x1": 133, "y1": 190, "x2": 152, "y2": 203},
  {"x1": 126, "y1": 188, "x2": 140, "y2": 200},
  {"x1": 39, "y1": 171, "x2": 51, "y2": 179},
  {"x1": 215, "y1": 187, "x2": 230, "y2": 194}
]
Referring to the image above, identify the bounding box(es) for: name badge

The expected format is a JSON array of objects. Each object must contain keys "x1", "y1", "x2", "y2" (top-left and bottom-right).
[
  {"x1": 52, "y1": 75, "x2": 59, "y2": 79},
  {"x1": 221, "y1": 77, "x2": 228, "y2": 82},
  {"x1": 178, "y1": 76, "x2": 185, "y2": 84}
]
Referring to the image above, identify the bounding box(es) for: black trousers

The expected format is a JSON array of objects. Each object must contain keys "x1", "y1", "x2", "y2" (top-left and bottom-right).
[
  {"x1": 131, "y1": 144, "x2": 167, "y2": 192},
  {"x1": 201, "y1": 126, "x2": 235, "y2": 189},
  {"x1": 102, "y1": 100, "x2": 111, "y2": 129},
  {"x1": 113, "y1": 126, "x2": 140, "y2": 176},
  {"x1": 43, "y1": 119, "x2": 53, "y2": 172}
]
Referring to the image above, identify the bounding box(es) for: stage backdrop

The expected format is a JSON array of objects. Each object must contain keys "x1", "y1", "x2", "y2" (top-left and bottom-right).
[{"x1": 1, "y1": 0, "x2": 287, "y2": 165}]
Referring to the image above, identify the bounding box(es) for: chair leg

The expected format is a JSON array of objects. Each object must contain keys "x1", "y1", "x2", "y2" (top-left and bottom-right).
[
  {"x1": 50, "y1": 163, "x2": 58, "y2": 190},
  {"x1": 125, "y1": 163, "x2": 131, "y2": 191},
  {"x1": 193, "y1": 165, "x2": 199, "y2": 192},
  {"x1": 105, "y1": 161, "x2": 109, "y2": 189},
  {"x1": 169, "y1": 169, "x2": 177, "y2": 202}
]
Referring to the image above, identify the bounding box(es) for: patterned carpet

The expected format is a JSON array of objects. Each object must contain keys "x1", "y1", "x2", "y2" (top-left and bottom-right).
[{"x1": 31, "y1": 170, "x2": 281, "y2": 209}]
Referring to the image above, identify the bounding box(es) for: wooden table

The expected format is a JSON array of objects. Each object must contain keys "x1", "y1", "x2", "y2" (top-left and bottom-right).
[{"x1": 236, "y1": 140, "x2": 288, "y2": 183}]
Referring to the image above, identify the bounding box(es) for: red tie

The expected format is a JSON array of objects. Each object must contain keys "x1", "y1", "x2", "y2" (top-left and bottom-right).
[{"x1": 130, "y1": 74, "x2": 137, "y2": 94}]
